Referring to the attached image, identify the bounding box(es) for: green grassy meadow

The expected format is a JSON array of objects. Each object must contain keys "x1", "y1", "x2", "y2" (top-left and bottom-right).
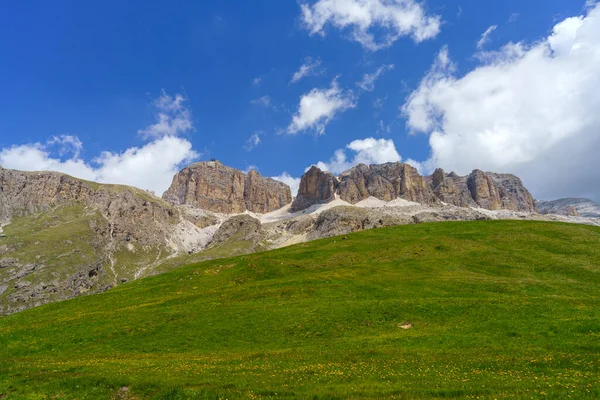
[{"x1": 0, "y1": 220, "x2": 599, "y2": 399}]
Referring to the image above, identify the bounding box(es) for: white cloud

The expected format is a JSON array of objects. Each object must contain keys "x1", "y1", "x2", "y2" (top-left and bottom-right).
[
  {"x1": 290, "y1": 57, "x2": 323, "y2": 83},
  {"x1": 586, "y1": 1, "x2": 599, "y2": 10},
  {"x1": 252, "y1": 77, "x2": 262, "y2": 86},
  {"x1": 316, "y1": 137, "x2": 402, "y2": 174},
  {"x1": 244, "y1": 133, "x2": 262, "y2": 151},
  {"x1": 357, "y1": 64, "x2": 394, "y2": 91},
  {"x1": 47, "y1": 135, "x2": 84, "y2": 159},
  {"x1": 251, "y1": 95, "x2": 272, "y2": 108},
  {"x1": 272, "y1": 172, "x2": 301, "y2": 197},
  {"x1": 0, "y1": 142, "x2": 96, "y2": 181},
  {"x1": 402, "y1": 4, "x2": 600, "y2": 200},
  {"x1": 0, "y1": 92, "x2": 200, "y2": 196},
  {"x1": 287, "y1": 79, "x2": 356, "y2": 135},
  {"x1": 477, "y1": 25, "x2": 498, "y2": 49},
  {"x1": 137, "y1": 91, "x2": 193, "y2": 139},
  {"x1": 300, "y1": 0, "x2": 441, "y2": 50},
  {"x1": 0, "y1": 136, "x2": 198, "y2": 196}
]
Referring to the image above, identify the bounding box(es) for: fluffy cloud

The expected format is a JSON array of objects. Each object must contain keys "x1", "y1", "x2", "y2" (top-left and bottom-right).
[
  {"x1": 0, "y1": 141, "x2": 96, "y2": 181},
  {"x1": 476, "y1": 25, "x2": 498, "y2": 49},
  {"x1": 357, "y1": 64, "x2": 394, "y2": 91},
  {"x1": 137, "y1": 91, "x2": 193, "y2": 139},
  {"x1": 287, "y1": 79, "x2": 356, "y2": 135},
  {"x1": 46, "y1": 135, "x2": 84, "y2": 158},
  {"x1": 316, "y1": 137, "x2": 402, "y2": 174},
  {"x1": 0, "y1": 92, "x2": 199, "y2": 195},
  {"x1": 300, "y1": 0, "x2": 441, "y2": 50},
  {"x1": 272, "y1": 172, "x2": 301, "y2": 197},
  {"x1": 402, "y1": 5, "x2": 600, "y2": 200},
  {"x1": 290, "y1": 57, "x2": 323, "y2": 84}
]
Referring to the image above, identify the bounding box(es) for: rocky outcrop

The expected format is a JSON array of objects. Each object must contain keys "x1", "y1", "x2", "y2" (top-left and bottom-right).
[
  {"x1": 470, "y1": 170, "x2": 536, "y2": 212},
  {"x1": 537, "y1": 198, "x2": 600, "y2": 218},
  {"x1": 308, "y1": 206, "x2": 413, "y2": 239},
  {"x1": 429, "y1": 169, "x2": 476, "y2": 208},
  {"x1": 467, "y1": 170, "x2": 503, "y2": 210},
  {"x1": 565, "y1": 206, "x2": 580, "y2": 217},
  {"x1": 244, "y1": 170, "x2": 292, "y2": 214},
  {"x1": 430, "y1": 168, "x2": 536, "y2": 212},
  {"x1": 207, "y1": 214, "x2": 263, "y2": 250},
  {"x1": 163, "y1": 161, "x2": 292, "y2": 214},
  {"x1": 0, "y1": 168, "x2": 95, "y2": 223},
  {"x1": 291, "y1": 166, "x2": 338, "y2": 212},
  {"x1": 337, "y1": 163, "x2": 439, "y2": 205},
  {"x1": 0, "y1": 167, "x2": 178, "y2": 247},
  {"x1": 291, "y1": 163, "x2": 537, "y2": 213}
]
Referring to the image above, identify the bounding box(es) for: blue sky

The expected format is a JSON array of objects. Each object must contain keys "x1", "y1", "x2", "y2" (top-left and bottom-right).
[{"x1": 1, "y1": 0, "x2": 599, "y2": 200}]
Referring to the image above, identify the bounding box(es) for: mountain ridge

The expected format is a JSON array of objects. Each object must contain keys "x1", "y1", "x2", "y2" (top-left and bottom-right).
[
  {"x1": 537, "y1": 198, "x2": 600, "y2": 218},
  {"x1": 291, "y1": 163, "x2": 536, "y2": 213},
  {"x1": 1, "y1": 161, "x2": 597, "y2": 316}
]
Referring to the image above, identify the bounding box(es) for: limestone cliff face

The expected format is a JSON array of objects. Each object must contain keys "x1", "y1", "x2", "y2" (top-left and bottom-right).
[
  {"x1": 429, "y1": 169, "x2": 475, "y2": 208},
  {"x1": 290, "y1": 166, "x2": 338, "y2": 212},
  {"x1": 467, "y1": 170, "x2": 503, "y2": 210},
  {"x1": 163, "y1": 162, "x2": 291, "y2": 214},
  {"x1": 337, "y1": 163, "x2": 439, "y2": 205},
  {"x1": 466, "y1": 170, "x2": 536, "y2": 212},
  {"x1": 0, "y1": 167, "x2": 177, "y2": 246},
  {"x1": 428, "y1": 168, "x2": 536, "y2": 212},
  {"x1": 0, "y1": 168, "x2": 95, "y2": 223},
  {"x1": 292, "y1": 163, "x2": 536, "y2": 213},
  {"x1": 244, "y1": 170, "x2": 292, "y2": 214}
]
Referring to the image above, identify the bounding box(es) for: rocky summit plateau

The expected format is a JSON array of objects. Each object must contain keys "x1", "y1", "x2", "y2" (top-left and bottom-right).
[
  {"x1": 292, "y1": 163, "x2": 536, "y2": 213},
  {"x1": 0, "y1": 161, "x2": 598, "y2": 316}
]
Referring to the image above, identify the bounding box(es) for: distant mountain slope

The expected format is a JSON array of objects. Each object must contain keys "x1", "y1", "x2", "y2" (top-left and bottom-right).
[
  {"x1": 0, "y1": 165, "x2": 296, "y2": 315},
  {"x1": 0, "y1": 167, "x2": 219, "y2": 315},
  {"x1": 537, "y1": 198, "x2": 600, "y2": 218},
  {"x1": 1, "y1": 221, "x2": 599, "y2": 399}
]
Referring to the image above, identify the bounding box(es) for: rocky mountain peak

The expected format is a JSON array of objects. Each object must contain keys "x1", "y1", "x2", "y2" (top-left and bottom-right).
[
  {"x1": 291, "y1": 166, "x2": 338, "y2": 212},
  {"x1": 336, "y1": 162, "x2": 438, "y2": 206},
  {"x1": 292, "y1": 163, "x2": 537, "y2": 213},
  {"x1": 163, "y1": 161, "x2": 292, "y2": 214}
]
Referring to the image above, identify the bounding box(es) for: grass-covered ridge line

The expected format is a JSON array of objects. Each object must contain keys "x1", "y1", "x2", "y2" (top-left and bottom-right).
[{"x1": 1, "y1": 220, "x2": 599, "y2": 399}]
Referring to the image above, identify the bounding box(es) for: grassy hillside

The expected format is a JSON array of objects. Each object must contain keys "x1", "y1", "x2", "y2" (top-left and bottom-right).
[
  {"x1": 0, "y1": 205, "x2": 110, "y2": 313},
  {"x1": 0, "y1": 203, "x2": 175, "y2": 315},
  {"x1": 1, "y1": 220, "x2": 599, "y2": 399}
]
